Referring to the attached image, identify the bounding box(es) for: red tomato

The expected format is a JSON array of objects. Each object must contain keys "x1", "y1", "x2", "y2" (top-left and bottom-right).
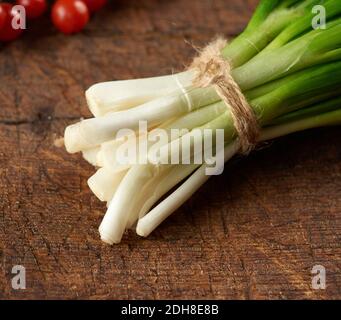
[
  {"x1": 0, "y1": 3, "x2": 24, "y2": 42},
  {"x1": 0, "y1": 4, "x2": 6, "y2": 30},
  {"x1": 16, "y1": 0, "x2": 47, "y2": 19},
  {"x1": 82, "y1": 0, "x2": 107, "y2": 13},
  {"x1": 51, "y1": 0, "x2": 89, "y2": 35}
]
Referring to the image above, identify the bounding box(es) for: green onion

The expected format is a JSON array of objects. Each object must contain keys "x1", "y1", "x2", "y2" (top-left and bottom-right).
[{"x1": 63, "y1": 0, "x2": 341, "y2": 244}]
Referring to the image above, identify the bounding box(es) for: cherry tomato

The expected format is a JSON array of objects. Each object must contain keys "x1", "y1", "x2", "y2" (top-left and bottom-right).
[
  {"x1": 82, "y1": 0, "x2": 107, "y2": 13},
  {"x1": 16, "y1": 0, "x2": 47, "y2": 19},
  {"x1": 51, "y1": 0, "x2": 89, "y2": 35},
  {"x1": 0, "y1": 4, "x2": 6, "y2": 31},
  {"x1": 0, "y1": 3, "x2": 24, "y2": 42}
]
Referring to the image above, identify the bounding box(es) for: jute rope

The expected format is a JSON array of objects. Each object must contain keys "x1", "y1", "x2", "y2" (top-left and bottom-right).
[{"x1": 189, "y1": 37, "x2": 259, "y2": 154}]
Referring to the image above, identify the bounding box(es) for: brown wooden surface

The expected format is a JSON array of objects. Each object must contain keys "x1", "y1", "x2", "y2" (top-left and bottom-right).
[{"x1": 0, "y1": 0, "x2": 340, "y2": 300}]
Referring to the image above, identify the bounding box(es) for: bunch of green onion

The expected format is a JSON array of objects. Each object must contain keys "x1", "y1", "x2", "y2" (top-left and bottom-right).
[{"x1": 64, "y1": 0, "x2": 341, "y2": 244}]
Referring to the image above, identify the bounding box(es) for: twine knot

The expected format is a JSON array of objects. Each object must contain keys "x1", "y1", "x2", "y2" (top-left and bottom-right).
[{"x1": 190, "y1": 37, "x2": 259, "y2": 154}]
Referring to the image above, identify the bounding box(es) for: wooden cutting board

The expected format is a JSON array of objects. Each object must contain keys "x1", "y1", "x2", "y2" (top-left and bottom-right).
[{"x1": 0, "y1": 0, "x2": 340, "y2": 299}]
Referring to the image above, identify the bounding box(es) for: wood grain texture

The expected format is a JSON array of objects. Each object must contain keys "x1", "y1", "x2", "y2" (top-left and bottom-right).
[{"x1": 0, "y1": 0, "x2": 340, "y2": 300}]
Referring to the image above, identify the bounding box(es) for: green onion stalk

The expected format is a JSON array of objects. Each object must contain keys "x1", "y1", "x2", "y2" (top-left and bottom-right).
[{"x1": 63, "y1": 0, "x2": 341, "y2": 244}]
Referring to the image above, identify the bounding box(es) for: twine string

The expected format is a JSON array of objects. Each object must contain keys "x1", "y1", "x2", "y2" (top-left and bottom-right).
[{"x1": 189, "y1": 37, "x2": 260, "y2": 154}]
